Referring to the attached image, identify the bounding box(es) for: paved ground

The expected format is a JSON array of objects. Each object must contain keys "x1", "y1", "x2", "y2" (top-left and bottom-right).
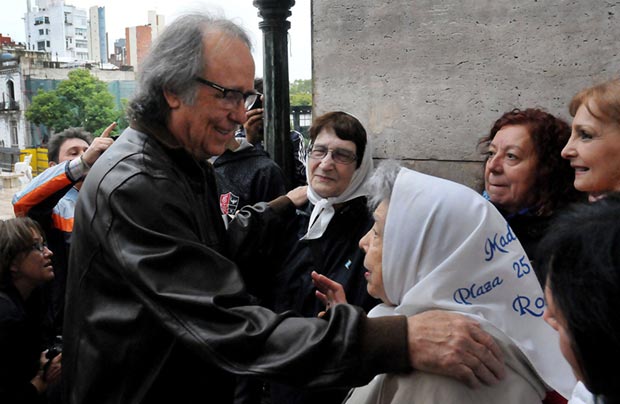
[{"x1": 0, "y1": 184, "x2": 18, "y2": 220}]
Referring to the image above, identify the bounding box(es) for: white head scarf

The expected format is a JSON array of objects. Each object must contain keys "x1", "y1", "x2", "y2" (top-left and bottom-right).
[
  {"x1": 302, "y1": 138, "x2": 373, "y2": 240},
  {"x1": 368, "y1": 168, "x2": 575, "y2": 398}
]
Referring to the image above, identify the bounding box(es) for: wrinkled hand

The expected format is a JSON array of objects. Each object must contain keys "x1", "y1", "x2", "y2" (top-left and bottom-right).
[
  {"x1": 81, "y1": 122, "x2": 116, "y2": 167},
  {"x1": 286, "y1": 185, "x2": 308, "y2": 207},
  {"x1": 244, "y1": 108, "x2": 264, "y2": 144},
  {"x1": 311, "y1": 271, "x2": 348, "y2": 317},
  {"x1": 406, "y1": 310, "x2": 505, "y2": 389}
]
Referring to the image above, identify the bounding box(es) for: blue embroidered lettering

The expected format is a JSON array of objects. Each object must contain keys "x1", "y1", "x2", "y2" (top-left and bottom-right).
[
  {"x1": 453, "y1": 276, "x2": 504, "y2": 305},
  {"x1": 512, "y1": 295, "x2": 545, "y2": 317},
  {"x1": 484, "y1": 224, "x2": 516, "y2": 261},
  {"x1": 512, "y1": 256, "x2": 532, "y2": 278}
]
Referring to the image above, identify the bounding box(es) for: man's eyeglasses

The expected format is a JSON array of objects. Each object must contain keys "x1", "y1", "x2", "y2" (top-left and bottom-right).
[
  {"x1": 194, "y1": 77, "x2": 261, "y2": 110},
  {"x1": 309, "y1": 145, "x2": 357, "y2": 165},
  {"x1": 31, "y1": 241, "x2": 48, "y2": 253}
]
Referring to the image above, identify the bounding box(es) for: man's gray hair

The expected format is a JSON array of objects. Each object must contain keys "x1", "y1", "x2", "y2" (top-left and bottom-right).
[
  {"x1": 367, "y1": 160, "x2": 402, "y2": 211},
  {"x1": 127, "y1": 13, "x2": 252, "y2": 126}
]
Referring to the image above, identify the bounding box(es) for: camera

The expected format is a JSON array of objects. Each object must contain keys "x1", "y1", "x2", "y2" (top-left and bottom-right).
[
  {"x1": 250, "y1": 96, "x2": 262, "y2": 110},
  {"x1": 46, "y1": 335, "x2": 63, "y2": 360}
]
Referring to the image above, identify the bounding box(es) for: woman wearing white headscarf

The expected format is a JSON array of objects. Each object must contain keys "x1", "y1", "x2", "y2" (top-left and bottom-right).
[
  {"x1": 265, "y1": 111, "x2": 380, "y2": 404},
  {"x1": 314, "y1": 161, "x2": 576, "y2": 403}
]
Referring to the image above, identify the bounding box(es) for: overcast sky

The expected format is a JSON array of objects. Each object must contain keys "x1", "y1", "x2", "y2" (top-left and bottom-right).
[{"x1": 1, "y1": 0, "x2": 312, "y2": 80}]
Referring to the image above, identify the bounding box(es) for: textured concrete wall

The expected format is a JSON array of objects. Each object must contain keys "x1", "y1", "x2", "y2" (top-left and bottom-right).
[{"x1": 312, "y1": 0, "x2": 620, "y2": 187}]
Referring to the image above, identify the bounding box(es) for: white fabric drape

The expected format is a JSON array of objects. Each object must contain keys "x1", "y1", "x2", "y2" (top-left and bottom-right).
[
  {"x1": 568, "y1": 382, "x2": 595, "y2": 404},
  {"x1": 302, "y1": 140, "x2": 373, "y2": 240},
  {"x1": 365, "y1": 168, "x2": 575, "y2": 399}
]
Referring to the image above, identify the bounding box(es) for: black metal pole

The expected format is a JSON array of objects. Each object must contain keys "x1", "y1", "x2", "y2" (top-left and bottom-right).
[{"x1": 253, "y1": 0, "x2": 295, "y2": 188}]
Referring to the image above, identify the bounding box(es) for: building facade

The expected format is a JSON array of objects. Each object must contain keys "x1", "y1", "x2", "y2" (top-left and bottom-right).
[
  {"x1": 125, "y1": 11, "x2": 165, "y2": 71},
  {"x1": 88, "y1": 6, "x2": 107, "y2": 64},
  {"x1": 110, "y1": 38, "x2": 127, "y2": 68},
  {"x1": 25, "y1": 0, "x2": 89, "y2": 61},
  {"x1": 0, "y1": 45, "x2": 135, "y2": 152},
  {"x1": 0, "y1": 47, "x2": 48, "y2": 149},
  {"x1": 148, "y1": 10, "x2": 165, "y2": 41},
  {"x1": 125, "y1": 25, "x2": 151, "y2": 72}
]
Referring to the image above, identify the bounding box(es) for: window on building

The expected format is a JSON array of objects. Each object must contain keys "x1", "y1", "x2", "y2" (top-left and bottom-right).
[
  {"x1": 46, "y1": 29, "x2": 50, "y2": 35},
  {"x1": 10, "y1": 122, "x2": 18, "y2": 147},
  {"x1": 46, "y1": 41, "x2": 50, "y2": 47},
  {"x1": 34, "y1": 16, "x2": 43, "y2": 25},
  {"x1": 44, "y1": 16, "x2": 50, "y2": 24},
  {"x1": 37, "y1": 41, "x2": 45, "y2": 51},
  {"x1": 7, "y1": 80, "x2": 15, "y2": 101},
  {"x1": 39, "y1": 29, "x2": 44, "y2": 35}
]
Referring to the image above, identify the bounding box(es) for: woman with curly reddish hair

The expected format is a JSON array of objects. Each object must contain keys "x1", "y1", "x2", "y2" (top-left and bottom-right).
[{"x1": 478, "y1": 108, "x2": 584, "y2": 278}]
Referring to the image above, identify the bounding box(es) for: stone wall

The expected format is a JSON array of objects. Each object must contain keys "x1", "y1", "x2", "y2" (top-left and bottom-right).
[{"x1": 312, "y1": 0, "x2": 620, "y2": 187}]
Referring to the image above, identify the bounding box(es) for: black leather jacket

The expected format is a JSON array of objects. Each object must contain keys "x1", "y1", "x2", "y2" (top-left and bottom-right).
[{"x1": 62, "y1": 125, "x2": 410, "y2": 404}]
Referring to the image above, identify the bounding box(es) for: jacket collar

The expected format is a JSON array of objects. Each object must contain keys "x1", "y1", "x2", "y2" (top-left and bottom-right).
[
  {"x1": 131, "y1": 119, "x2": 183, "y2": 151},
  {"x1": 130, "y1": 119, "x2": 212, "y2": 187}
]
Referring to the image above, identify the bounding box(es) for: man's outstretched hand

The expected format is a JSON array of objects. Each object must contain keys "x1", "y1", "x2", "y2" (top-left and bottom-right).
[{"x1": 406, "y1": 310, "x2": 505, "y2": 389}]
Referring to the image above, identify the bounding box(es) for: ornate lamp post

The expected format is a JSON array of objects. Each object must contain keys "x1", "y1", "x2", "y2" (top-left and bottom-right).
[{"x1": 253, "y1": 0, "x2": 295, "y2": 187}]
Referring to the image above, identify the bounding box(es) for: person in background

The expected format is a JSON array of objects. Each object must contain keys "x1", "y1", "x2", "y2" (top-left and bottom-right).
[
  {"x1": 479, "y1": 108, "x2": 583, "y2": 277},
  {"x1": 0, "y1": 217, "x2": 61, "y2": 403},
  {"x1": 212, "y1": 100, "x2": 288, "y2": 404},
  {"x1": 561, "y1": 78, "x2": 620, "y2": 202},
  {"x1": 313, "y1": 161, "x2": 575, "y2": 404},
  {"x1": 62, "y1": 13, "x2": 505, "y2": 404},
  {"x1": 236, "y1": 77, "x2": 308, "y2": 187},
  {"x1": 212, "y1": 134, "x2": 288, "y2": 224},
  {"x1": 11, "y1": 124, "x2": 115, "y2": 334},
  {"x1": 540, "y1": 194, "x2": 620, "y2": 404},
  {"x1": 249, "y1": 110, "x2": 381, "y2": 404}
]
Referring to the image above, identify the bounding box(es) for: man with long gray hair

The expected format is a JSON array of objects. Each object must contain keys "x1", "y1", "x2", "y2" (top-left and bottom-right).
[{"x1": 62, "y1": 12, "x2": 505, "y2": 404}]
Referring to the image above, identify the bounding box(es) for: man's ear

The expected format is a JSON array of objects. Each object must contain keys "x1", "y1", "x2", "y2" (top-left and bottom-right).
[
  {"x1": 10, "y1": 262, "x2": 20, "y2": 276},
  {"x1": 48, "y1": 161, "x2": 57, "y2": 167},
  {"x1": 163, "y1": 89, "x2": 182, "y2": 109}
]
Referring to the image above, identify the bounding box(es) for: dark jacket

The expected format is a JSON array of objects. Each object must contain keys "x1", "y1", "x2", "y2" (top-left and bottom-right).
[
  {"x1": 263, "y1": 198, "x2": 381, "y2": 404},
  {"x1": 235, "y1": 128, "x2": 307, "y2": 187},
  {"x1": 272, "y1": 197, "x2": 380, "y2": 316},
  {"x1": 213, "y1": 142, "x2": 287, "y2": 216},
  {"x1": 0, "y1": 285, "x2": 50, "y2": 404},
  {"x1": 504, "y1": 211, "x2": 555, "y2": 284},
  {"x1": 62, "y1": 125, "x2": 410, "y2": 404}
]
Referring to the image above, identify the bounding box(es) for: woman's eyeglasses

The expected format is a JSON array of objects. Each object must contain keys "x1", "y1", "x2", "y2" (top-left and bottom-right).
[{"x1": 309, "y1": 146, "x2": 357, "y2": 165}]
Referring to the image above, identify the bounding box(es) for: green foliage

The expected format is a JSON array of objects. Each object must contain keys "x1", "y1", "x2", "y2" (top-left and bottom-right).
[
  {"x1": 26, "y1": 69, "x2": 122, "y2": 136},
  {"x1": 26, "y1": 90, "x2": 74, "y2": 131},
  {"x1": 290, "y1": 92, "x2": 312, "y2": 106},
  {"x1": 115, "y1": 99, "x2": 130, "y2": 133},
  {"x1": 289, "y1": 79, "x2": 312, "y2": 106}
]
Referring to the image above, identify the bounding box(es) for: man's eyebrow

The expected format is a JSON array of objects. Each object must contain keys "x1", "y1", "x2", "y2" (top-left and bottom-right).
[{"x1": 65, "y1": 146, "x2": 86, "y2": 152}]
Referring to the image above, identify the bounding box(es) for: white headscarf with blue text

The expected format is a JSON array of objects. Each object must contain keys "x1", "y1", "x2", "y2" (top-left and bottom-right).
[{"x1": 369, "y1": 168, "x2": 575, "y2": 398}]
